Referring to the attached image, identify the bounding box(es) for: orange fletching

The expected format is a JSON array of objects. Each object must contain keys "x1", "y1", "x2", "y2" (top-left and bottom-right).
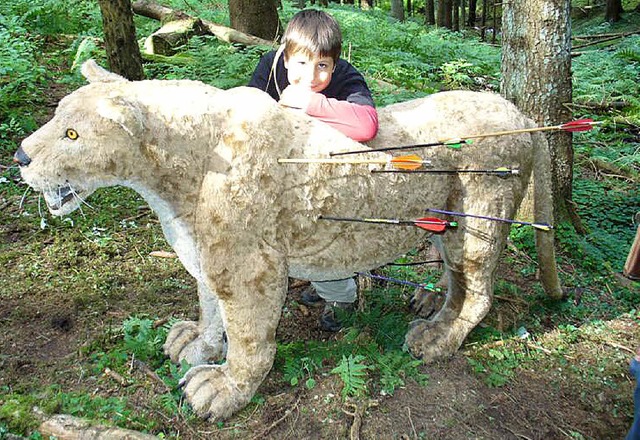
[{"x1": 390, "y1": 154, "x2": 426, "y2": 170}]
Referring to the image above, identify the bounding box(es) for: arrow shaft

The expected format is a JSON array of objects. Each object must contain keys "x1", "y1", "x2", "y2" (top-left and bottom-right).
[
  {"x1": 330, "y1": 141, "x2": 447, "y2": 156},
  {"x1": 278, "y1": 156, "x2": 431, "y2": 168},
  {"x1": 372, "y1": 168, "x2": 518, "y2": 175},
  {"x1": 440, "y1": 120, "x2": 600, "y2": 144},
  {"x1": 320, "y1": 216, "x2": 434, "y2": 227},
  {"x1": 426, "y1": 208, "x2": 553, "y2": 229},
  {"x1": 330, "y1": 120, "x2": 598, "y2": 157}
]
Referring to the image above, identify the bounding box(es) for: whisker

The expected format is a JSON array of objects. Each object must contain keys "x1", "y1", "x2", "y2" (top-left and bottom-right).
[
  {"x1": 19, "y1": 186, "x2": 32, "y2": 210},
  {"x1": 37, "y1": 193, "x2": 44, "y2": 218},
  {"x1": 69, "y1": 186, "x2": 94, "y2": 219}
]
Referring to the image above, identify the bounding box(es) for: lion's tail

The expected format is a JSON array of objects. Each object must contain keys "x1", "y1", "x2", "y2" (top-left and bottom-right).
[{"x1": 531, "y1": 131, "x2": 563, "y2": 299}]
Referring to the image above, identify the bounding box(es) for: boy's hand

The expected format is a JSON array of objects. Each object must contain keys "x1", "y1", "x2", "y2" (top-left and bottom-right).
[{"x1": 279, "y1": 84, "x2": 314, "y2": 110}]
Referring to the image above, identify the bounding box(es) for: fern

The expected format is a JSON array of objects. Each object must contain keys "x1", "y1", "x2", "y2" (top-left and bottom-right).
[
  {"x1": 375, "y1": 351, "x2": 428, "y2": 395},
  {"x1": 331, "y1": 354, "x2": 372, "y2": 398}
]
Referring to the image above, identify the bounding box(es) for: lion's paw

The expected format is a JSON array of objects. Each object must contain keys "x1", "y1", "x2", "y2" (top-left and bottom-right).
[
  {"x1": 180, "y1": 364, "x2": 248, "y2": 421},
  {"x1": 405, "y1": 319, "x2": 464, "y2": 363},
  {"x1": 410, "y1": 288, "x2": 445, "y2": 318},
  {"x1": 164, "y1": 320, "x2": 226, "y2": 366}
]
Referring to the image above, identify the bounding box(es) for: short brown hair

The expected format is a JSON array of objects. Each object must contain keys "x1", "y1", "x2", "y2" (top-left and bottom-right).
[{"x1": 283, "y1": 10, "x2": 342, "y2": 63}]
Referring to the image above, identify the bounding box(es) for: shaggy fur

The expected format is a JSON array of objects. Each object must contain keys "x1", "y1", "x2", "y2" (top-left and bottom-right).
[{"x1": 15, "y1": 60, "x2": 561, "y2": 421}]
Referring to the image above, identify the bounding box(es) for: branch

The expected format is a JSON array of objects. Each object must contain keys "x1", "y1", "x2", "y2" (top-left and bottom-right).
[{"x1": 132, "y1": 0, "x2": 275, "y2": 47}]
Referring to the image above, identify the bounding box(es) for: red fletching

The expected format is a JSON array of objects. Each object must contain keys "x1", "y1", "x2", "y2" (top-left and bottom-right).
[
  {"x1": 414, "y1": 217, "x2": 451, "y2": 233},
  {"x1": 560, "y1": 119, "x2": 596, "y2": 132}
]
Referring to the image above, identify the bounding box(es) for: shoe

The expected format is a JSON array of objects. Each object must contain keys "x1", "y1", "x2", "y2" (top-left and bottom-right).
[
  {"x1": 299, "y1": 285, "x2": 324, "y2": 307},
  {"x1": 320, "y1": 301, "x2": 354, "y2": 332}
]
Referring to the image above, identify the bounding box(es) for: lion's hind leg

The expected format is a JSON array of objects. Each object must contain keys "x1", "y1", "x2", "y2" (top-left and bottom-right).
[
  {"x1": 406, "y1": 222, "x2": 510, "y2": 362},
  {"x1": 164, "y1": 281, "x2": 227, "y2": 366}
]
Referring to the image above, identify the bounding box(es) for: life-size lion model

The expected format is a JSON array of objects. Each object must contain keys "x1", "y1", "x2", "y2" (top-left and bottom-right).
[{"x1": 15, "y1": 60, "x2": 561, "y2": 421}]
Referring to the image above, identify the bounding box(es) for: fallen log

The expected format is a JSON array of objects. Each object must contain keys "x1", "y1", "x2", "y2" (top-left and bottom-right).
[
  {"x1": 132, "y1": 0, "x2": 275, "y2": 47},
  {"x1": 143, "y1": 17, "x2": 208, "y2": 55},
  {"x1": 39, "y1": 414, "x2": 158, "y2": 440}
]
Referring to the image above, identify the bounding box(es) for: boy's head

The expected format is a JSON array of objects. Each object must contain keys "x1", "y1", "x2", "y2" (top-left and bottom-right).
[
  {"x1": 282, "y1": 10, "x2": 343, "y2": 93},
  {"x1": 283, "y1": 9, "x2": 342, "y2": 63}
]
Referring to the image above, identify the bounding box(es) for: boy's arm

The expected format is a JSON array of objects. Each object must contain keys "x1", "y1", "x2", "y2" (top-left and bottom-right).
[{"x1": 306, "y1": 94, "x2": 379, "y2": 142}]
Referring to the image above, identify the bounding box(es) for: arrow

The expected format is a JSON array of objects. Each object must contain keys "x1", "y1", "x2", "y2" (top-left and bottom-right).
[
  {"x1": 440, "y1": 119, "x2": 602, "y2": 145},
  {"x1": 329, "y1": 138, "x2": 471, "y2": 156},
  {"x1": 329, "y1": 119, "x2": 601, "y2": 156},
  {"x1": 425, "y1": 208, "x2": 553, "y2": 231},
  {"x1": 318, "y1": 215, "x2": 457, "y2": 233},
  {"x1": 357, "y1": 272, "x2": 443, "y2": 291},
  {"x1": 278, "y1": 154, "x2": 432, "y2": 171},
  {"x1": 372, "y1": 167, "x2": 519, "y2": 178}
]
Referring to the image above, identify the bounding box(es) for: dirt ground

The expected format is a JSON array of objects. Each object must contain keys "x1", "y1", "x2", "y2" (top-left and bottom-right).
[
  {"x1": 0, "y1": 241, "x2": 637, "y2": 440},
  {"x1": 1, "y1": 81, "x2": 638, "y2": 440}
]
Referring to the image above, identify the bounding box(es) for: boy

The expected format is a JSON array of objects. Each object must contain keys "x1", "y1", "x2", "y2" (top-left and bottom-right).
[{"x1": 248, "y1": 9, "x2": 379, "y2": 331}]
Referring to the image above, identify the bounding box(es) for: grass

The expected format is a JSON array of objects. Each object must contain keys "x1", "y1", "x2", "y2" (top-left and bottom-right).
[{"x1": 1, "y1": 0, "x2": 639, "y2": 437}]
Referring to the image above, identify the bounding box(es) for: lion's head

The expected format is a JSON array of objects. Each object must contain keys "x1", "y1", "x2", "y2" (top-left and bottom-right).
[{"x1": 14, "y1": 61, "x2": 147, "y2": 216}]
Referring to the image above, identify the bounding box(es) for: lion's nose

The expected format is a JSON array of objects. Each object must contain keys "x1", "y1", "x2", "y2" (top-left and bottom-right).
[{"x1": 13, "y1": 146, "x2": 31, "y2": 167}]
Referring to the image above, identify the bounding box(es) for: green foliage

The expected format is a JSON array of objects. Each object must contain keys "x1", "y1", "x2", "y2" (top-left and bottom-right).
[
  {"x1": 1, "y1": 0, "x2": 640, "y2": 434},
  {"x1": 331, "y1": 354, "x2": 372, "y2": 398},
  {"x1": 0, "y1": 393, "x2": 41, "y2": 434},
  {"x1": 0, "y1": 14, "x2": 46, "y2": 153},
  {"x1": 122, "y1": 316, "x2": 170, "y2": 364},
  {"x1": 467, "y1": 345, "x2": 531, "y2": 387},
  {"x1": 573, "y1": 35, "x2": 640, "y2": 124},
  {"x1": 374, "y1": 350, "x2": 428, "y2": 394}
]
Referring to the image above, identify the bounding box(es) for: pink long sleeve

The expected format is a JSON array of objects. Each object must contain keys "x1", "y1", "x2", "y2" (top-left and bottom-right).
[{"x1": 306, "y1": 93, "x2": 379, "y2": 142}]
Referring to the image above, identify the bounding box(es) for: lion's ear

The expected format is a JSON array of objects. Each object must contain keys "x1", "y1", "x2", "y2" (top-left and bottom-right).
[
  {"x1": 81, "y1": 59, "x2": 127, "y2": 83},
  {"x1": 96, "y1": 97, "x2": 145, "y2": 137}
]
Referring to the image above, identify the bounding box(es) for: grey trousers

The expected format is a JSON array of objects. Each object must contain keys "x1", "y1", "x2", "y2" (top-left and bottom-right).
[{"x1": 311, "y1": 278, "x2": 357, "y2": 303}]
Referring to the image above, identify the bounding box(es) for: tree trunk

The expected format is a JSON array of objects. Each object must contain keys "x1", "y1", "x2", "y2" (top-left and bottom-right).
[
  {"x1": 453, "y1": 0, "x2": 460, "y2": 31},
  {"x1": 426, "y1": 0, "x2": 436, "y2": 24},
  {"x1": 437, "y1": 0, "x2": 446, "y2": 26},
  {"x1": 228, "y1": 0, "x2": 280, "y2": 41},
  {"x1": 605, "y1": 0, "x2": 623, "y2": 22},
  {"x1": 391, "y1": 0, "x2": 405, "y2": 21},
  {"x1": 443, "y1": 0, "x2": 453, "y2": 28},
  {"x1": 98, "y1": 0, "x2": 144, "y2": 80},
  {"x1": 501, "y1": 0, "x2": 573, "y2": 223},
  {"x1": 407, "y1": 0, "x2": 413, "y2": 15},
  {"x1": 468, "y1": 0, "x2": 477, "y2": 26}
]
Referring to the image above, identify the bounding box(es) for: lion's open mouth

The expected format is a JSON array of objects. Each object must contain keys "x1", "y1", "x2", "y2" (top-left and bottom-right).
[{"x1": 44, "y1": 185, "x2": 77, "y2": 211}]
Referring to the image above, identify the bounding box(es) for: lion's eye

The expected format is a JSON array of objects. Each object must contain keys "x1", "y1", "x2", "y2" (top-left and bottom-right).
[{"x1": 65, "y1": 129, "x2": 79, "y2": 140}]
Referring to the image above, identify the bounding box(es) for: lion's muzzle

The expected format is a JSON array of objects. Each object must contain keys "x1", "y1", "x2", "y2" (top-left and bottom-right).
[{"x1": 13, "y1": 146, "x2": 31, "y2": 167}]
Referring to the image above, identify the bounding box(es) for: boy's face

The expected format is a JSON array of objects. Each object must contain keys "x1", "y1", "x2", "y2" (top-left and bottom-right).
[{"x1": 285, "y1": 51, "x2": 335, "y2": 93}]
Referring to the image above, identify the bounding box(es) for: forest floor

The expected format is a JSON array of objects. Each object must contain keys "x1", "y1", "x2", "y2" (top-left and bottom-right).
[{"x1": 1, "y1": 69, "x2": 640, "y2": 440}]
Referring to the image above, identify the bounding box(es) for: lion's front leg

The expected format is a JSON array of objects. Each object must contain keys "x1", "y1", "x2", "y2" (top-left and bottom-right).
[
  {"x1": 164, "y1": 281, "x2": 227, "y2": 366},
  {"x1": 180, "y1": 246, "x2": 287, "y2": 420}
]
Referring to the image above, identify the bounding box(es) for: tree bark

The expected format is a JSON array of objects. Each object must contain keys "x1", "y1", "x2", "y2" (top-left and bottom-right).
[
  {"x1": 133, "y1": 0, "x2": 274, "y2": 47},
  {"x1": 98, "y1": 0, "x2": 144, "y2": 80},
  {"x1": 437, "y1": 0, "x2": 446, "y2": 26},
  {"x1": 501, "y1": 0, "x2": 573, "y2": 223},
  {"x1": 426, "y1": 0, "x2": 436, "y2": 24},
  {"x1": 228, "y1": 0, "x2": 280, "y2": 41},
  {"x1": 467, "y1": 0, "x2": 477, "y2": 26},
  {"x1": 605, "y1": 0, "x2": 623, "y2": 22},
  {"x1": 443, "y1": 0, "x2": 453, "y2": 28},
  {"x1": 453, "y1": 0, "x2": 460, "y2": 31},
  {"x1": 391, "y1": 0, "x2": 405, "y2": 21}
]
